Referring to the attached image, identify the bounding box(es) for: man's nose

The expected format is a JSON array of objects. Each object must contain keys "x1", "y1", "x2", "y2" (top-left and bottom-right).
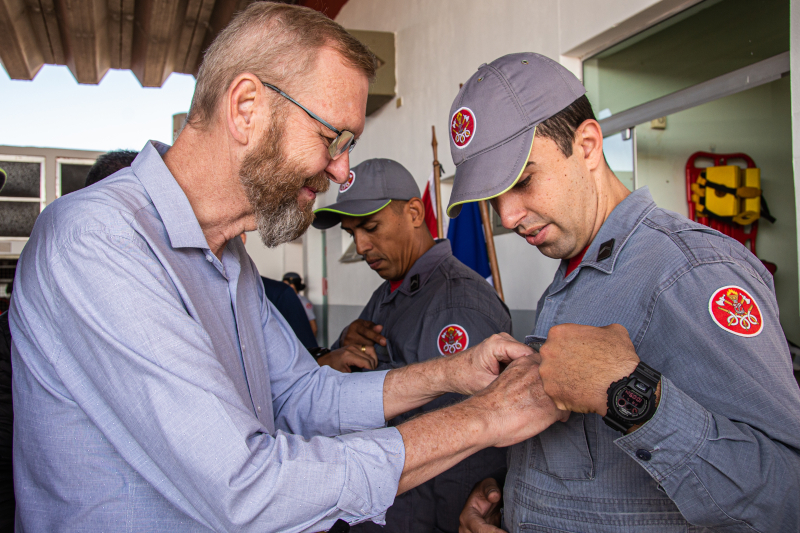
[
  {"x1": 325, "y1": 150, "x2": 350, "y2": 184},
  {"x1": 492, "y1": 196, "x2": 525, "y2": 230},
  {"x1": 354, "y1": 234, "x2": 372, "y2": 256}
]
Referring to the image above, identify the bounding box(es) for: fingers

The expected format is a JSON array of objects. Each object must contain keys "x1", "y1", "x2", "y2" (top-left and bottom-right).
[
  {"x1": 459, "y1": 477, "x2": 504, "y2": 533},
  {"x1": 343, "y1": 320, "x2": 387, "y2": 347},
  {"x1": 341, "y1": 345, "x2": 377, "y2": 370},
  {"x1": 486, "y1": 334, "x2": 534, "y2": 364}
]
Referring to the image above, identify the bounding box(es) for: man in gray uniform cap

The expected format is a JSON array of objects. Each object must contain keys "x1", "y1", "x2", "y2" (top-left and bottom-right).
[
  {"x1": 451, "y1": 53, "x2": 800, "y2": 532},
  {"x1": 313, "y1": 158, "x2": 510, "y2": 533}
]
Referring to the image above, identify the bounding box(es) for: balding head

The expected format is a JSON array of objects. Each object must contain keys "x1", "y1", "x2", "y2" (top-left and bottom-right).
[{"x1": 188, "y1": 2, "x2": 376, "y2": 128}]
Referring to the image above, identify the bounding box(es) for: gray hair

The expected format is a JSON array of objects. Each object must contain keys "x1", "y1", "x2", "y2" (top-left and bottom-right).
[{"x1": 188, "y1": 2, "x2": 376, "y2": 128}]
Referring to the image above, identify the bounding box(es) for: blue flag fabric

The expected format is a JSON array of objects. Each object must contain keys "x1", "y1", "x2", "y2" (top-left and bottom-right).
[{"x1": 447, "y1": 202, "x2": 491, "y2": 279}]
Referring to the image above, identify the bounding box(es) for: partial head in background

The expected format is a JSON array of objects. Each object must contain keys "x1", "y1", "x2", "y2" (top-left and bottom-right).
[
  {"x1": 85, "y1": 150, "x2": 139, "y2": 187},
  {"x1": 447, "y1": 53, "x2": 628, "y2": 260},
  {"x1": 282, "y1": 272, "x2": 305, "y2": 293},
  {"x1": 182, "y1": 3, "x2": 377, "y2": 248},
  {"x1": 312, "y1": 159, "x2": 434, "y2": 281}
]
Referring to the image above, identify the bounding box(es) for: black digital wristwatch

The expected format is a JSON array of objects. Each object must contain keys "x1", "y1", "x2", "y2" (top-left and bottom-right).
[{"x1": 603, "y1": 361, "x2": 662, "y2": 434}]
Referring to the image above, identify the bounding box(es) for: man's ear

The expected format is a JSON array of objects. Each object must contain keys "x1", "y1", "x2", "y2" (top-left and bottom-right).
[
  {"x1": 406, "y1": 198, "x2": 426, "y2": 229},
  {"x1": 226, "y1": 73, "x2": 267, "y2": 146},
  {"x1": 574, "y1": 119, "x2": 604, "y2": 172}
]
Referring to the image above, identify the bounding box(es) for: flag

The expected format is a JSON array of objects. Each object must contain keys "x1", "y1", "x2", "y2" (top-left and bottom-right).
[
  {"x1": 447, "y1": 201, "x2": 491, "y2": 282},
  {"x1": 421, "y1": 171, "x2": 439, "y2": 239}
]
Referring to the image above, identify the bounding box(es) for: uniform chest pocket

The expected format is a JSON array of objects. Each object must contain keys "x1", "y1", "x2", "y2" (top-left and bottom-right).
[{"x1": 528, "y1": 413, "x2": 596, "y2": 480}]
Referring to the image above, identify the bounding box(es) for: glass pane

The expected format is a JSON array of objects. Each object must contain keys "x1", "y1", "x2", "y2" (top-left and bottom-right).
[
  {"x1": 584, "y1": 0, "x2": 790, "y2": 117},
  {"x1": 0, "y1": 202, "x2": 40, "y2": 237},
  {"x1": 0, "y1": 160, "x2": 41, "y2": 198},
  {"x1": 60, "y1": 163, "x2": 93, "y2": 196},
  {"x1": 603, "y1": 131, "x2": 634, "y2": 192}
]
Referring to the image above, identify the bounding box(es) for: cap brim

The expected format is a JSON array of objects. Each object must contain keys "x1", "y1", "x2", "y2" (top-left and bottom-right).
[
  {"x1": 446, "y1": 126, "x2": 536, "y2": 218},
  {"x1": 312, "y1": 199, "x2": 392, "y2": 230}
]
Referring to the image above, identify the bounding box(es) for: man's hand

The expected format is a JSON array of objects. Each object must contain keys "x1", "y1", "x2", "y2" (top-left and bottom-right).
[
  {"x1": 340, "y1": 319, "x2": 386, "y2": 348},
  {"x1": 538, "y1": 323, "x2": 639, "y2": 415},
  {"x1": 396, "y1": 354, "x2": 568, "y2": 494},
  {"x1": 449, "y1": 333, "x2": 535, "y2": 395},
  {"x1": 459, "y1": 478, "x2": 504, "y2": 533},
  {"x1": 472, "y1": 354, "x2": 569, "y2": 448},
  {"x1": 317, "y1": 346, "x2": 378, "y2": 373}
]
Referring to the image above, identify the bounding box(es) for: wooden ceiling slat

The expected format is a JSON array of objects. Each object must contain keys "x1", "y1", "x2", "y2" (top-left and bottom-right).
[
  {"x1": 57, "y1": 0, "x2": 110, "y2": 84},
  {"x1": 0, "y1": 0, "x2": 45, "y2": 79},
  {"x1": 131, "y1": 0, "x2": 186, "y2": 87},
  {"x1": 107, "y1": 0, "x2": 123, "y2": 68},
  {"x1": 118, "y1": 0, "x2": 134, "y2": 69},
  {"x1": 23, "y1": 0, "x2": 54, "y2": 63},
  {"x1": 38, "y1": 0, "x2": 66, "y2": 64},
  {"x1": 179, "y1": 0, "x2": 215, "y2": 74}
]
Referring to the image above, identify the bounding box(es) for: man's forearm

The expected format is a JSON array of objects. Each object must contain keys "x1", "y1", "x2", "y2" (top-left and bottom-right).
[
  {"x1": 395, "y1": 397, "x2": 491, "y2": 494},
  {"x1": 382, "y1": 355, "x2": 452, "y2": 420}
]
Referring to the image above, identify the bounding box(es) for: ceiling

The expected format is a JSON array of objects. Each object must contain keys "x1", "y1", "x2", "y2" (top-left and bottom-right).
[{"x1": 0, "y1": 0, "x2": 349, "y2": 87}]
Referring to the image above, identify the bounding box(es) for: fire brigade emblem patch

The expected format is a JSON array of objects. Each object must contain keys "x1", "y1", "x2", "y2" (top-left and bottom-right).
[
  {"x1": 451, "y1": 107, "x2": 476, "y2": 149},
  {"x1": 340, "y1": 170, "x2": 356, "y2": 193},
  {"x1": 708, "y1": 285, "x2": 763, "y2": 337},
  {"x1": 438, "y1": 324, "x2": 469, "y2": 355}
]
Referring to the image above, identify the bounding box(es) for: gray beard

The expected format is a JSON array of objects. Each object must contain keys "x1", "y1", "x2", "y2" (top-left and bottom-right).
[{"x1": 238, "y1": 115, "x2": 329, "y2": 248}]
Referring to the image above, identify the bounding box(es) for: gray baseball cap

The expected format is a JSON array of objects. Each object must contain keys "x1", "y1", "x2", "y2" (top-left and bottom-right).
[
  {"x1": 312, "y1": 158, "x2": 421, "y2": 229},
  {"x1": 446, "y1": 52, "x2": 586, "y2": 217}
]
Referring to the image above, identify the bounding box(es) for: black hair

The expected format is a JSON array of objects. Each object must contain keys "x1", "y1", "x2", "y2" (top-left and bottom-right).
[
  {"x1": 535, "y1": 95, "x2": 596, "y2": 158},
  {"x1": 85, "y1": 150, "x2": 139, "y2": 187}
]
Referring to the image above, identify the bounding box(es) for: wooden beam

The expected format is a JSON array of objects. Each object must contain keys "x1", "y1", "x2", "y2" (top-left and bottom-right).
[
  {"x1": 130, "y1": 0, "x2": 186, "y2": 87},
  {"x1": 56, "y1": 0, "x2": 110, "y2": 84},
  {"x1": 22, "y1": 0, "x2": 61, "y2": 64},
  {"x1": 0, "y1": 0, "x2": 44, "y2": 79},
  {"x1": 190, "y1": 0, "x2": 251, "y2": 76},
  {"x1": 176, "y1": 0, "x2": 215, "y2": 75}
]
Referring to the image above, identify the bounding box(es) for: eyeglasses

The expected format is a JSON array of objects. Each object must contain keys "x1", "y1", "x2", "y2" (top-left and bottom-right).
[{"x1": 262, "y1": 82, "x2": 356, "y2": 160}]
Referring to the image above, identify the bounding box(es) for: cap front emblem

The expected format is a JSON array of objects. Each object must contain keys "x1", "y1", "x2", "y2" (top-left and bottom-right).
[
  {"x1": 340, "y1": 170, "x2": 356, "y2": 193},
  {"x1": 438, "y1": 324, "x2": 469, "y2": 355},
  {"x1": 451, "y1": 107, "x2": 476, "y2": 149},
  {"x1": 708, "y1": 285, "x2": 763, "y2": 337}
]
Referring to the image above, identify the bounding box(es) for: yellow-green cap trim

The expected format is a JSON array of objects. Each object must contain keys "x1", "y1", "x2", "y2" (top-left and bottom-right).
[
  {"x1": 313, "y1": 199, "x2": 392, "y2": 218},
  {"x1": 446, "y1": 126, "x2": 537, "y2": 218}
]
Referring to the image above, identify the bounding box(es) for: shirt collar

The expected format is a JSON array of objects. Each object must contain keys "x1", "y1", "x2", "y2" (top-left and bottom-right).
[
  {"x1": 573, "y1": 186, "x2": 658, "y2": 276},
  {"x1": 132, "y1": 141, "x2": 210, "y2": 250}
]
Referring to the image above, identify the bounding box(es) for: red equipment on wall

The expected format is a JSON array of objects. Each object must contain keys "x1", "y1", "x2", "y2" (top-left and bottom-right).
[{"x1": 685, "y1": 151, "x2": 776, "y2": 275}]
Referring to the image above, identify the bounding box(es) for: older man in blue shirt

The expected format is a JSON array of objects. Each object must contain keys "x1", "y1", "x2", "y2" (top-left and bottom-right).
[{"x1": 8, "y1": 7, "x2": 565, "y2": 533}]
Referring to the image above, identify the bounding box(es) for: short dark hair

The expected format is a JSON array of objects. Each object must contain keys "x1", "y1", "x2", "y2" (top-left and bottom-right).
[
  {"x1": 536, "y1": 95, "x2": 596, "y2": 158},
  {"x1": 85, "y1": 150, "x2": 139, "y2": 187}
]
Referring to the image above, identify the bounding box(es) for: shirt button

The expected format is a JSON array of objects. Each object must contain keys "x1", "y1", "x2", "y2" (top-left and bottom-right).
[
  {"x1": 257, "y1": 406, "x2": 262, "y2": 413},
  {"x1": 206, "y1": 255, "x2": 213, "y2": 262},
  {"x1": 636, "y1": 449, "x2": 652, "y2": 461}
]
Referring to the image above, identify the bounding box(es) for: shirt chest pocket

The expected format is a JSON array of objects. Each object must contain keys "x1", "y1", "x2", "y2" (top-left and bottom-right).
[{"x1": 528, "y1": 413, "x2": 597, "y2": 480}]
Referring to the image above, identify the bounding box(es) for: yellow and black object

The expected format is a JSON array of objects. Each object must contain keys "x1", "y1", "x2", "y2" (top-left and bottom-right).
[{"x1": 691, "y1": 165, "x2": 775, "y2": 226}]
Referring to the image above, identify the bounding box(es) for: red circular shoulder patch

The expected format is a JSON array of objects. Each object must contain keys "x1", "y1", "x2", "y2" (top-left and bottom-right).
[
  {"x1": 438, "y1": 324, "x2": 469, "y2": 355},
  {"x1": 340, "y1": 170, "x2": 356, "y2": 193},
  {"x1": 708, "y1": 285, "x2": 763, "y2": 337},
  {"x1": 451, "y1": 107, "x2": 476, "y2": 149}
]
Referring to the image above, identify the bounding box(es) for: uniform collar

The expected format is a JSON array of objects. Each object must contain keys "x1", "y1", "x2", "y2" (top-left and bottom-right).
[
  {"x1": 132, "y1": 141, "x2": 211, "y2": 251},
  {"x1": 385, "y1": 239, "x2": 452, "y2": 299},
  {"x1": 569, "y1": 187, "x2": 657, "y2": 277}
]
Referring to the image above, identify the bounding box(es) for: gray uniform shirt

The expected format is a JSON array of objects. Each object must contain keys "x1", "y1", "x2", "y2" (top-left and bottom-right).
[
  {"x1": 505, "y1": 187, "x2": 800, "y2": 533},
  {"x1": 339, "y1": 240, "x2": 512, "y2": 533}
]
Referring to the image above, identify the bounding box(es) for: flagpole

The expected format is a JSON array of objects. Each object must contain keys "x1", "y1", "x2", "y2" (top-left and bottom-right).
[
  {"x1": 431, "y1": 126, "x2": 444, "y2": 239},
  {"x1": 478, "y1": 200, "x2": 504, "y2": 301}
]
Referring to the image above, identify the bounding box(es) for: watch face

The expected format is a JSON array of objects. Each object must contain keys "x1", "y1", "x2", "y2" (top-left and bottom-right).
[{"x1": 613, "y1": 387, "x2": 650, "y2": 421}]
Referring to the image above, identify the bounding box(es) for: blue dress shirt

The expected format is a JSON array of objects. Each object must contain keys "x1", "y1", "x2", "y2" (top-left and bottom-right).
[{"x1": 9, "y1": 141, "x2": 404, "y2": 532}]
